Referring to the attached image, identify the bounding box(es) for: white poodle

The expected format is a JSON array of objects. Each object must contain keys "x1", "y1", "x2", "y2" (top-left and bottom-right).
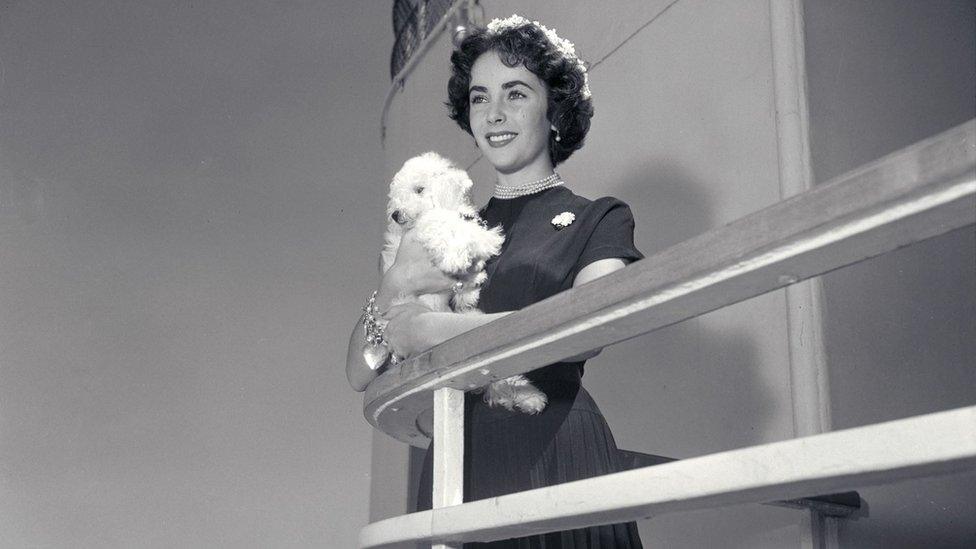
[{"x1": 380, "y1": 151, "x2": 548, "y2": 414}]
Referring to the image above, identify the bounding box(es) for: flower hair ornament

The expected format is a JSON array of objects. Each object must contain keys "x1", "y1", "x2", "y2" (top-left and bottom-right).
[{"x1": 485, "y1": 14, "x2": 592, "y2": 99}]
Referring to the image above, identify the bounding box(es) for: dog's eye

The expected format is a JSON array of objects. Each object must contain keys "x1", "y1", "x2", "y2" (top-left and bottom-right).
[{"x1": 415, "y1": 186, "x2": 424, "y2": 194}]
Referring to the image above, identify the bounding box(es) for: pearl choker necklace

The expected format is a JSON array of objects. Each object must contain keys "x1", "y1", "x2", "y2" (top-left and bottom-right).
[{"x1": 493, "y1": 173, "x2": 563, "y2": 199}]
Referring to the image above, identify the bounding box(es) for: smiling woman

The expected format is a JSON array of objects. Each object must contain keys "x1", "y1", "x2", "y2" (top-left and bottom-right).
[
  {"x1": 346, "y1": 14, "x2": 643, "y2": 548},
  {"x1": 467, "y1": 53, "x2": 553, "y2": 180}
]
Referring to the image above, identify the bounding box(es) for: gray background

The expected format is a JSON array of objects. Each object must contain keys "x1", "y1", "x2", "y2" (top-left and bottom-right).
[{"x1": 1, "y1": 1, "x2": 390, "y2": 547}]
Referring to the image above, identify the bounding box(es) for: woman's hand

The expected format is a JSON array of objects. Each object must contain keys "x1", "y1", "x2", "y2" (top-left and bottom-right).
[
  {"x1": 382, "y1": 302, "x2": 435, "y2": 359},
  {"x1": 377, "y1": 230, "x2": 461, "y2": 311}
]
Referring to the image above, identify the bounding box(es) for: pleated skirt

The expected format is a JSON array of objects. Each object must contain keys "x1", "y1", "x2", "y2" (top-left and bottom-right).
[{"x1": 417, "y1": 378, "x2": 643, "y2": 548}]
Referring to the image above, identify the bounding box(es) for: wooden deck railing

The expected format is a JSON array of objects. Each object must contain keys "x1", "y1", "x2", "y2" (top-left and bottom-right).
[{"x1": 360, "y1": 119, "x2": 975, "y2": 547}]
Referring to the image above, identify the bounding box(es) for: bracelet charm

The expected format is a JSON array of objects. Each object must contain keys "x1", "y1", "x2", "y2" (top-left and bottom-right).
[{"x1": 362, "y1": 291, "x2": 389, "y2": 370}]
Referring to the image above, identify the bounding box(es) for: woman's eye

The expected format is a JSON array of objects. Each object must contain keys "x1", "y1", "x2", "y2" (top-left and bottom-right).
[
  {"x1": 508, "y1": 90, "x2": 526, "y2": 99},
  {"x1": 470, "y1": 95, "x2": 487, "y2": 104}
]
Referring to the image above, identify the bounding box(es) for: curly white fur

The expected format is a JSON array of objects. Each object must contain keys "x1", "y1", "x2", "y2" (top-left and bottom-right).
[{"x1": 380, "y1": 152, "x2": 547, "y2": 414}]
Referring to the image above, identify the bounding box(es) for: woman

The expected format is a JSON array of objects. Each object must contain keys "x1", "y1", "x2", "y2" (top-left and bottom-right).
[{"x1": 347, "y1": 15, "x2": 644, "y2": 548}]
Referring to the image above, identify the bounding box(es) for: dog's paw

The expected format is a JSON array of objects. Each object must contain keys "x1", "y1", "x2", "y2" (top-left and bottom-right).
[
  {"x1": 514, "y1": 389, "x2": 548, "y2": 414},
  {"x1": 451, "y1": 288, "x2": 481, "y2": 312},
  {"x1": 483, "y1": 376, "x2": 548, "y2": 414}
]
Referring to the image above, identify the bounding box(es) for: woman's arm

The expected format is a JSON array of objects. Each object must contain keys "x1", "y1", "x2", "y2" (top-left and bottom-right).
[
  {"x1": 345, "y1": 267, "x2": 411, "y2": 392},
  {"x1": 561, "y1": 257, "x2": 628, "y2": 361},
  {"x1": 348, "y1": 249, "x2": 630, "y2": 392},
  {"x1": 346, "y1": 312, "x2": 378, "y2": 392},
  {"x1": 348, "y1": 301, "x2": 511, "y2": 391},
  {"x1": 345, "y1": 231, "x2": 461, "y2": 392},
  {"x1": 383, "y1": 257, "x2": 627, "y2": 366},
  {"x1": 383, "y1": 308, "x2": 512, "y2": 360},
  {"x1": 574, "y1": 257, "x2": 627, "y2": 286}
]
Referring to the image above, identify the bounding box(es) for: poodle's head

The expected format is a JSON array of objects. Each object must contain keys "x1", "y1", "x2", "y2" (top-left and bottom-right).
[{"x1": 388, "y1": 152, "x2": 475, "y2": 227}]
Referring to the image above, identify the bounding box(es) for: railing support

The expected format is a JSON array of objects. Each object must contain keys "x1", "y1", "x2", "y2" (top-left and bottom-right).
[
  {"x1": 432, "y1": 387, "x2": 465, "y2": 549},
  {"x1": 769, "y1": 0, "x2": 839, "y2": 545}
]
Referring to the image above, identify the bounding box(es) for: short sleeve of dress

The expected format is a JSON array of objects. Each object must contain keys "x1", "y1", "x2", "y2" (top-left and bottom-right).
[{"x1": 574, "y1": 198, "x2": 644, "y2": 278}]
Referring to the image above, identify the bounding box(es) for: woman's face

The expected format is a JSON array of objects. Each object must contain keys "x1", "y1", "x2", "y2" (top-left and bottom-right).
[{"x1": 468, "y1": 51, "x2": 553, "y2": 177}]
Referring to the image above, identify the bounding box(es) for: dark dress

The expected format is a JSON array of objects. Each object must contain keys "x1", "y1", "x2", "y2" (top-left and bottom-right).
[{"x1": 418, "y1": 185, "x2": 645, "y2": 548}]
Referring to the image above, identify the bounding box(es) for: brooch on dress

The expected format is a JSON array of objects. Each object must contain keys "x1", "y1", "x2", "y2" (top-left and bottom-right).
[{"x1": 551, "y1": 211, "x2": 576, "y2": 230}]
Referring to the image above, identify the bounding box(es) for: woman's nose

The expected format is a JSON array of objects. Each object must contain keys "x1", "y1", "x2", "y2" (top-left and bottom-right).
[{"x1": 486, "y1": 103, "x2": 505, "y2": 124}]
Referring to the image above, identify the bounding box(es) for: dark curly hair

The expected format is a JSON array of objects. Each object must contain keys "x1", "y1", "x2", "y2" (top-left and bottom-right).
[{"x1": 447, "y1": 23, "x2": 594, "y2": 166}]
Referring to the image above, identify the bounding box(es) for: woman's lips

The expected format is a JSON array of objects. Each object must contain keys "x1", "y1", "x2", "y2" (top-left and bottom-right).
[{"x1": 485, "y1": 132, "x2": 517, "y2": 148}]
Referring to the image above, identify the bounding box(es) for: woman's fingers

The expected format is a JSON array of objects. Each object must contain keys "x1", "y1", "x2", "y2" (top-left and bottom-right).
[
  {"x1": 383, "y1": 303, "x2": 430, "y2": 358},
  {"x1": 385, "y1": 302, "x2": 431, "y2": 319},
  {"x1": 390, "y1": 230, "x2": 462, "y2": 294}
]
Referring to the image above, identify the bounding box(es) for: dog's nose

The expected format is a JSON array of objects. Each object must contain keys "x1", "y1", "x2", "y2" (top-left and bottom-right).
[{"x1": 391, "y1": 210, "x2": 404, "y2": 224}]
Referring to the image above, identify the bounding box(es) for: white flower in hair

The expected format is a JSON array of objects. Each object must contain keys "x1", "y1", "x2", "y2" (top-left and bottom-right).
[
  {"x1": 485, "y1": 14, "x2": 529, "y2": 33},
  {"x1": 486, "y1": 14, "x2": 592, "y2": 99}
]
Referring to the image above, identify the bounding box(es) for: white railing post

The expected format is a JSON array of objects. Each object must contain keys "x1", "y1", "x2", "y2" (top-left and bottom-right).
[
  {"x1": 769, "y1": 0, "x2": 838, "y2": 546},
  {"x1": 432, "y1": 387, "x2": 465, "y2": 549}
]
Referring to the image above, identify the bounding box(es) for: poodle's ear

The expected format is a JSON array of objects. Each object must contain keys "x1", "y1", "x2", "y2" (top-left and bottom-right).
[
  {"x1": 449, "y1": 170, "x2": 473, "y2": 198},
  {"x1": 458, "y1": 171, "x2": 473, "y2": 191}
]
